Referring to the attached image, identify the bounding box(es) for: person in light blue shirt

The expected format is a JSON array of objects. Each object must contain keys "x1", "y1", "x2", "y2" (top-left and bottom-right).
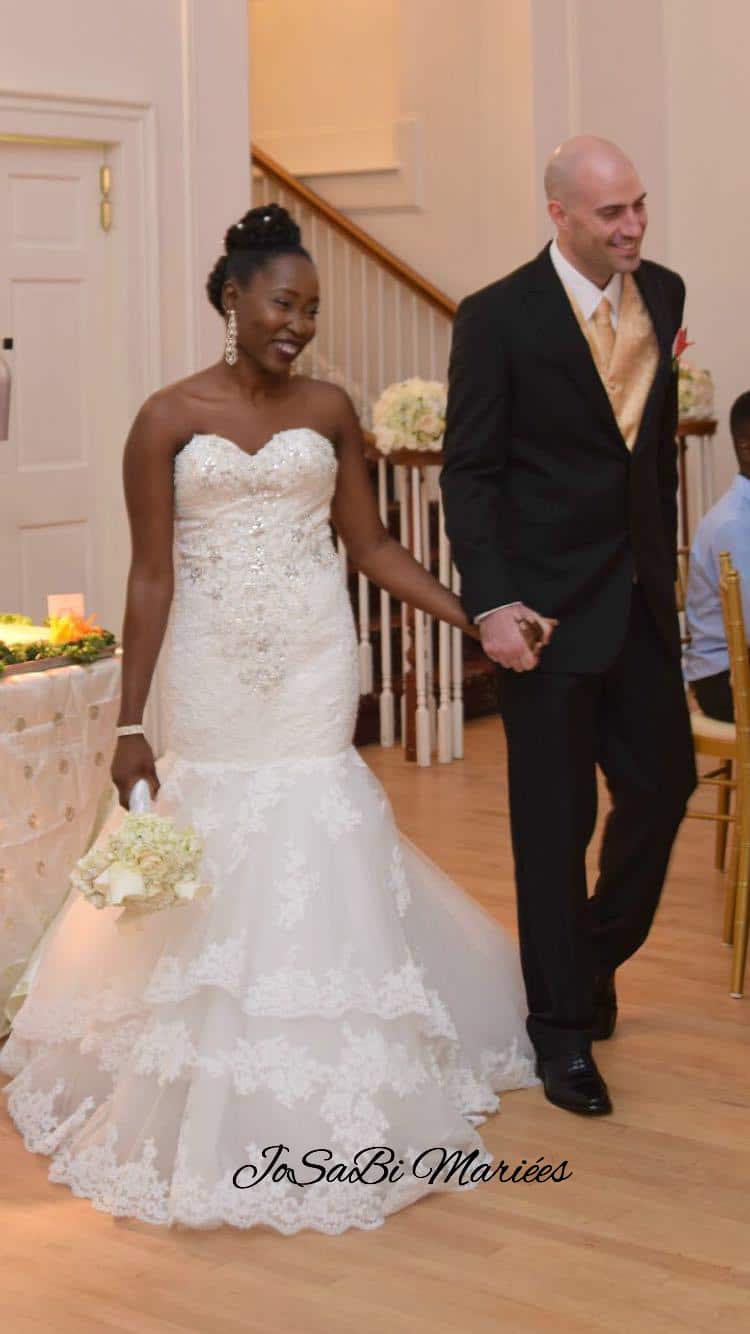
[{"x1": 684, "y1": 391, "x2": 750, "y2": 720}]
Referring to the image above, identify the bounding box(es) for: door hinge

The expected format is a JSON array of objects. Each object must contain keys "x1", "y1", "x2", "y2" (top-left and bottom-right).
[{"x1": 99, "y1": 164, "x2": 112, "y2": 232}]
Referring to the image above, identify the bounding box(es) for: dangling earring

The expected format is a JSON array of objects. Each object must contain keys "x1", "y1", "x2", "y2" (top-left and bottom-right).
[{"x1": 224, "y1": 309, "x2": 238, "y2": 366}]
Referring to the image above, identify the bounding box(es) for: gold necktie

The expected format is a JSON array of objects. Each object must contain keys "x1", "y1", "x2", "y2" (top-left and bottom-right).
[{"x1": 591, "y1": 296, "x2": 615, "y2": 368}]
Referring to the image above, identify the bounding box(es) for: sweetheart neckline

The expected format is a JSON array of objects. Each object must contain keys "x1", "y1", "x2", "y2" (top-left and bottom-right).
[{"x1": 184, "y1": 428, "x2": 337, "y2": 463}]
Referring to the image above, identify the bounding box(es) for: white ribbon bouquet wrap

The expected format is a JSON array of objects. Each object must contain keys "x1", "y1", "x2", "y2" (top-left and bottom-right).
[{"x1": 70, "y1": 779, "x2": 212, "y2": 916}]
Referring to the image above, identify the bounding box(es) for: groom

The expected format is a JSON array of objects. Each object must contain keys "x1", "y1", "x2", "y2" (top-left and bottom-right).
[{"x1": 440, "y1": 136, "x2": 697, "y2": 1116}]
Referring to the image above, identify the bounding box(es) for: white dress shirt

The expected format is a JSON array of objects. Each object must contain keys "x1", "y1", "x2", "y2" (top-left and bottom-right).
[
  {"x1": 684, "y1": 474, "x2": 750, "y2": 681},
  {"x1": 548, "y1": 237, "x2": 622, "y2": 327},
  {"x1": 474, "y1": 239, "x2": 621, "y2": 624}
]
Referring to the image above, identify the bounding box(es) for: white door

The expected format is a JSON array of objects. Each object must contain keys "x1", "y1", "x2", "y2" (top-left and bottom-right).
[{"x1": 0, "y1": 140, "x2": 127, "y2": 633}]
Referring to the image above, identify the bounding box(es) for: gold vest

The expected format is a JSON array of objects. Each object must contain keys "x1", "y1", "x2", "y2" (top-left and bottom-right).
[{"x1": 564, "y1": 273, "x2": 660, "y2": 451}]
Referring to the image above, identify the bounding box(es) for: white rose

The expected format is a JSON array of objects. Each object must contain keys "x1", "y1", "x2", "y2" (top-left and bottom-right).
[
  {"x1": 414, "y1": 412, "x2": 442, "y2": 439},
  {"x1": 94, "y1": 861, "x2": 145, "y2": 906},
  {"x1": 173, "y1": 877, "x2": 211, "y2": 903}
]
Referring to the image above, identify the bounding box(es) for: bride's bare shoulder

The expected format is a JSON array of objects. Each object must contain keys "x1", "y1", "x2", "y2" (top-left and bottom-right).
[
  {"x1": 129, "y1": 370, "x2": 219, "y2": 454},
  {"x1": 294, "y1": 376, "x2": 360, "y2": 442}
]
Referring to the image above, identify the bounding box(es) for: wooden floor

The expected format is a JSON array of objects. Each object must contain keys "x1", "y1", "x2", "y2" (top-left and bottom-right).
[{"x1": 2, "y1": 717, "x2": 749, "y2": 1333}]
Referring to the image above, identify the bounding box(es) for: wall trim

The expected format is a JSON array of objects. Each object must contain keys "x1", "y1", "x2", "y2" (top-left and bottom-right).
[
  {"x1": 267, "y1": 116, "x2": 425, "y2": 215},
  {"x1": 0, "y1": 86, "x2": 164, "y2": 746},
  {"x1": 179, "y1": 0, "x2": 199, "y2": 370},
  {"x1": 253, "y1": 122, "x2": 398, "y2": 177},
  {"x1": 0, "y1": 87, "x2": 161, "y2": 394},
  {"x1": 565, "y1": 0, "x2": 582, "y2": 136}
]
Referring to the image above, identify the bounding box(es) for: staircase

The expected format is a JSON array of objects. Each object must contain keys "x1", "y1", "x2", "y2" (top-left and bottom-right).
[
  {"x1": 251, "y1": 146, "x2": 497, "y2": 755},
  {"x1": 348, "y1": 453, "x2": 497, "y2": 747}
]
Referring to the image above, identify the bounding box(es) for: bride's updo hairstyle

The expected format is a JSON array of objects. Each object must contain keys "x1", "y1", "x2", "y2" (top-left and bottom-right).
[{"x1": 206, "y1": 203, "x2": 313, "y2": 314}]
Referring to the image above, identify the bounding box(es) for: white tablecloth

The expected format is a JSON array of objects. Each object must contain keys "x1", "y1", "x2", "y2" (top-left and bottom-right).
[{"x1": 0, "y1": 654, "x2": 121, "y2": 1034}]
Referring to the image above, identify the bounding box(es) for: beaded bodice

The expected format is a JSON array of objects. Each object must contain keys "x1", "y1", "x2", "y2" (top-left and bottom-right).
[{"x1": 160, "y1": 430, "x2": 359, "y2": 764}]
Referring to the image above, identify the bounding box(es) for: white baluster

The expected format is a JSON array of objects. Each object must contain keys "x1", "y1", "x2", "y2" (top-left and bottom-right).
[
  {"x1": 356, "y1": 252, "x2": 374, "y2": 695},
  {"x1": 377, "y1": 268, "x2": 385, "y2": 401},
  {"x1": 310, "y1": 214, "x2": 320, "y2": 379},
  {"x1": 450, "y1": 563, "x2": 464, "y2": 760},
  {"x1": 420, "y1": 465, "x2": 436, "y2": 754},
  {"x1": 326, "y1": 227, "x2": 335, "y2": 383},
  {"x1": 437, "y1": 495, "x2": 453, "y2": 762},
  {"x1": 358, "y1": 572, "x2": 373, "y2": 695},
  {"x1": 411, "y1": 468, "x2": 431, "y2": 766},
  {"x1": 699, "y1": 431, "x2": 714, "y2": 514},
  {"x1": 395, "y1": 281, "x2": 402, "y2": 381},
  {"x1": 397, "y1": 464, "x2": 409, "y2": 746},
  {"x1": 377, "y1": 458, "x2": 395, "y2": 746},
  {"x1": 291, "y1": 199, "x2": 311, "y2": 376},
  {"x1": 337, "y1": 533, "x2": 348, "y2": 582},
  {"x1": 344, "y1": 241, "x2": 352, "y2": 400},
  {"x1": 361, "y1": 252, "x2": 369, "y2": 424}
]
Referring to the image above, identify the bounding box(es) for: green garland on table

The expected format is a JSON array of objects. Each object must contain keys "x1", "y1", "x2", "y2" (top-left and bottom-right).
[{"x1": 0, "y1": 629, "x2": 116, "y2": 678}]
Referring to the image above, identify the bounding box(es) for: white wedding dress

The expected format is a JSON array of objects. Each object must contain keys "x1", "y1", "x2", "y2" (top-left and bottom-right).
[{"x1": 0, "y1": 429, "x2": 537, "y2": 1233}]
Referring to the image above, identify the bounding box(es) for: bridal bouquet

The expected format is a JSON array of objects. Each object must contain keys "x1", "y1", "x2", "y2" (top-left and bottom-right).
[
  {"x1": 372, "y1": 378, "x2": 446, "y2": 454},
  {"x1": 71, "y1": 803, "x2": 211, "y2": 916}
]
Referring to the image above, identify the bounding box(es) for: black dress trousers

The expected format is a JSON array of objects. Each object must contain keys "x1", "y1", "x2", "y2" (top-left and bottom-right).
[{"x1": 497, "y1": 585, "x2": 697, "y2": 1057}]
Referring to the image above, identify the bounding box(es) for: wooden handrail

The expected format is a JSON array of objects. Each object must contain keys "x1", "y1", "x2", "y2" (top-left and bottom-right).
[{"x1": 251, "y1": 144, "x2": 457, "y2": 319}]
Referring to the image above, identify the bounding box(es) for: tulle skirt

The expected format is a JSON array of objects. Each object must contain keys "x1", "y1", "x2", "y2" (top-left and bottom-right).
[{"x1": 1, "y1": 745, "x2": 537, "y2": 1233}]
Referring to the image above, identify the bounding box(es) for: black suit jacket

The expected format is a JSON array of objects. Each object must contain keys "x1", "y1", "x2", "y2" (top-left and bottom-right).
[{"x1": 439, "y1": 244, "x2": 685, "y2": 674}]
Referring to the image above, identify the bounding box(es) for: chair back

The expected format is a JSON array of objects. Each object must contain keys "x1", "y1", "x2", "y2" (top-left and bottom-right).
[
  {"x1": 719, "y1": 551, "x2": 750, "y2": 779},
  {"x1": 676, "y1": 549, "x2": 689, "y2": 617}
]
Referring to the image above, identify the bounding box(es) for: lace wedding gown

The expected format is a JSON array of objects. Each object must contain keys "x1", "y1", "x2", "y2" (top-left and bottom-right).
[{"x1": 1, "y1": 429, "x2": 537, "y2": 1233}]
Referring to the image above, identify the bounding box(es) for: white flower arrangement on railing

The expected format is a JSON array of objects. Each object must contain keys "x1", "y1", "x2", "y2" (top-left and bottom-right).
[
  {"x1": 678, "y1": 361, "x2": 715, "y2": 422},
  {"x1": 372, "y1": 378, "x2": 447, "y2": 454}
]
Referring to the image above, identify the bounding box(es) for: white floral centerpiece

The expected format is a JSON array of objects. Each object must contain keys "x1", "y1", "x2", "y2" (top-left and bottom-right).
[
  {"x1": 71, "y1": 812, "x2": 211, "y2": 915},
  {"x1": 372, "y1": 378, "x2": 446, "y2": 454},
  {"x1": 678, "y1": 362, "x2": 715, "y2": 422}
]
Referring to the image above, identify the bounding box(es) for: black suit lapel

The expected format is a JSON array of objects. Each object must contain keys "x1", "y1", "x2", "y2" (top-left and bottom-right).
[
  {"x1": 523, "y1": 245, "x2": 625, "y2": 446},
  {"x1": 630, "y1": 261, "x2": 673, "y2": 456},
  {"x1": 523, "y1": 246, "x2": 674, "y2": 455},
  {"x1": 632, "y1": 262, "x2": 673, "y2": 361}
]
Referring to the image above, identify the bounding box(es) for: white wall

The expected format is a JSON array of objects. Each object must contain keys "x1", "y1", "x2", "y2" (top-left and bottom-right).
[
  {"x1": 250, "y1": 0, "x2": 744, "y2": 492},
  {"x1": 663, "y1": 0, "x2": 748, "y2": 494},
  {"x1": 377, "y1": 0, "x2": 537, "y2": 299},
  {"x1": 250, "y1": 0, "x2": 397, "y2": 175},
  {"x1": 530, "y1": 0, "x2": 669, "y2": 260},
  {"x1": 1, "y1": 0, "x2": 251, "y2": 382},
  {"x1": 250, "y1": 0, "x2": 537, "y2": 300},
  {"x1": 532, "y1": 0, "x2": 744, "y2": 494}
]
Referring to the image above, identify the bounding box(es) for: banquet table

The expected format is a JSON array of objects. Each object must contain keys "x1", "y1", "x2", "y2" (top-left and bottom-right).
[{"x1": 0, "y1": 654, "x2": 121, "y2": 1034}]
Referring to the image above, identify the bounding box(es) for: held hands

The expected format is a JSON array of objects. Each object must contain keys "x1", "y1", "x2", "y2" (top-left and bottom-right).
[
  {"x1": 111, "y1": 735, "x2": 161, "y2": 810},
  {"x1": 478, "y1": 605, "x2": 558, "y2": 672}
]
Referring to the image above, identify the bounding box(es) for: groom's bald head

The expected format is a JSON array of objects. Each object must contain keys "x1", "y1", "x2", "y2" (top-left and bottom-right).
[
  {"x1": 544, "y1": 136, "x2": 648, "y2": 286},
  {"x1": 544, "y1": 137, "x2": 636, "y2": 206}
]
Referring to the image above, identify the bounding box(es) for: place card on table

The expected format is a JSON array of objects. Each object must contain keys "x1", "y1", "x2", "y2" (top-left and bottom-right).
[{"x1": 47, "y1": 593, "x2": 85, "y2": 619}]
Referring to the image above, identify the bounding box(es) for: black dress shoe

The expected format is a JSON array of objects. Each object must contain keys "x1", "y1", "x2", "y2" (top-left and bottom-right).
[
  {"x1": 589, "y1": 973, "x2": 617, "y2": 1041},
  {"x1": 535, "y1": 1049, "x2": 613, "y2": 1116}
]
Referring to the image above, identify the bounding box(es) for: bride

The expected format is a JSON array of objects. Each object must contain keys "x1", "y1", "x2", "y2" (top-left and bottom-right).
[{"x1": 0, "y1": 204, "x2": 545, "y2": 1234}]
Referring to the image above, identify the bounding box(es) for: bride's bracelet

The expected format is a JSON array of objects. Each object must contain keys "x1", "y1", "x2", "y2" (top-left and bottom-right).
[{"x1": 116, "y1": 724, "x2": 146, "y2": 739}]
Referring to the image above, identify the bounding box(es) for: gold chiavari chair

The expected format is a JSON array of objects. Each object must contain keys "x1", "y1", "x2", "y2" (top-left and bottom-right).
[
  {"x1": 680, "y1": 551, "x2": 733, "y2": 872},
  {"x1": 688, "y1": 552, "x2": 750, "y2": 997}
]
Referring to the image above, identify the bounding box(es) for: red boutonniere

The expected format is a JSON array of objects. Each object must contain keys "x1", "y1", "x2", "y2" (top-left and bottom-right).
[{"x1": 672, "y1": 327, "x2": 694, "y2": 371}]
